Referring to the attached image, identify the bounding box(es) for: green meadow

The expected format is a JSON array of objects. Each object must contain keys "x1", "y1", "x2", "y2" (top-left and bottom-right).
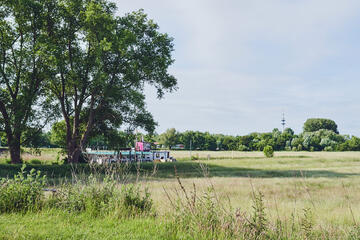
[{"x1": 1, "y1": 150, "x2": 360, "y2": 239}]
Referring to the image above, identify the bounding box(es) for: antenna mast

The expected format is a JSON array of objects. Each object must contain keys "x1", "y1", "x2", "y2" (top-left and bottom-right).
[{"x1": 281, "y1": 113, "x2": 286, "y2": 131}]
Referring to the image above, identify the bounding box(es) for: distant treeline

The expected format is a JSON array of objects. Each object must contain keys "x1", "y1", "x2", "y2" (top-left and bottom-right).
[
  {"x1": 157, "y1": 118, "x2": 360, "y2": 151},
  {"x1": 2, "y1": 118, "x2": 359, "y2": 152},
  {"x1": 159, "y1": 128, "x2": 360, "y2": 151}
]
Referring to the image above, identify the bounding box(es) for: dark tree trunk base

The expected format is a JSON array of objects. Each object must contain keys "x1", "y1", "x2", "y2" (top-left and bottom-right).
[{"x1": 9, "y1": 141, "x2": 21, "y2": 164}]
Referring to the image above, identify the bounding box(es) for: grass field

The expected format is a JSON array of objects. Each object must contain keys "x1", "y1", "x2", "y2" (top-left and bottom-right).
[
  {"x1": 1, "y1": 150, "x2": 360, "y2": 239},
  {"x1": 150, "y1": 151, "x2": 360, "y2": 225}
]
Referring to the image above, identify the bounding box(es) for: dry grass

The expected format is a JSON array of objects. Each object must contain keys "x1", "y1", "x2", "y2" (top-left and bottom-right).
[
  {"x1": 143, "y1": 151, "x2": 360, "y2": 231},
  {"x1": 1, "y1": 148, "x2": 360, "y2": 230},
  {"x1": 0, "y1": 148, "x2": 63, "y2": 163},
  {"x1": 170, "y1": 150, "x2": 360, "y2": 160}
]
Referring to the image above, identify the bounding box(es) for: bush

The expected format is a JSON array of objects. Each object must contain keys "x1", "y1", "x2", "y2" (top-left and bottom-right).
[
  {"x1": 263, "y1": 146, "x2": 274, "y2": 158},
  {"x1": 191, "y1": 154, "x2": 199, "y2": 160},
  {"x1": 30, "y1": 159, "x2": 42, "y2": 165},
  {"x1": 120, "y1": 185, "x2": 153, "y2": 217},
  {"x1": 47, "y1": 176, "x2": 153, "y2": 218},
  {"x1": 0, "y1": 165, "x2": 46, "y2": 213},
  {"x1": 47, "y1": 176, "x2": 115, "y2": 216}
]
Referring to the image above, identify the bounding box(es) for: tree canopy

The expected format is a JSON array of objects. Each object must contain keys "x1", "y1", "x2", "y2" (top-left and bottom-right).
[
  {"x1": 0, "y1": 0, "x2": 56, "y2": 163},
  {"x1": 42, "y1": 0, "x2": 177, "y2": 163},
  {"x1": 303, "y1": 118, "x2": 338, "y2": 133},
  {"x1": 159, "y1": 128, "x2": 178, "y2": 149},
  {"x1": 0, "y1": 0, "x2": 177, "y2": 163}
]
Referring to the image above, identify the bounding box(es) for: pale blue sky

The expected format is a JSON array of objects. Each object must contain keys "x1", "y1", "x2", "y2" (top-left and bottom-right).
[{"x1": 116, "y1": 0, "x2": 360, "y2": 135}]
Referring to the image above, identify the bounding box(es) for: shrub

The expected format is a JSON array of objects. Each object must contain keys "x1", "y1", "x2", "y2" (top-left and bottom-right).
[
  {"x1": 30, "y1": 159, "x2": 42, "y2": 165},
  {"x1": 0, "y1": 165, "x2": 46, "y2": 213},
  {"x1": 120, "y1": 184, "x2": 153, "y2": 217},
  {"x1": 47, "y1": 176, "x2": 153, "y2": 218},
  {"x1": 47, "y1": 184, "x2": 86, "y2": 212},
  {"x1": 47, "y1": 176, "x2": 115, "y2": 216},
  {"x1": 263, "y1": 146, "x2": 274, "y2": 158},
  {"x1": 5, "y1": 158, "x2": 23, "y2": 164},
  {"x1": 191, "y1": 154, "x2": 199, "y2": 160}
]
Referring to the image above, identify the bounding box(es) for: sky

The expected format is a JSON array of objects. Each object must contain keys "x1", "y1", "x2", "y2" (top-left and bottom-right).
[{"x1": 115, "y1": 0, "x2": 360, "y2": 136}]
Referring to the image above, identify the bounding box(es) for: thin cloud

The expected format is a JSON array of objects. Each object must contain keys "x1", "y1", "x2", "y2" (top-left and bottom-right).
[{"x1": 115, "y1": 0, "x2": 360, "y2": 135}]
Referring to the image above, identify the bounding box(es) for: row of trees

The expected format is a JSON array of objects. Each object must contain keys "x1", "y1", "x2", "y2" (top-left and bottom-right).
[
  {"x1": 157, "y1": 119, "x2": 360, "y2": 152},
  {"x1": 0, "y1": 0, "x2": 177, "y2": 163},
  {"x1": 2, "y1": 117, "x2": 359, "y2": 154}
]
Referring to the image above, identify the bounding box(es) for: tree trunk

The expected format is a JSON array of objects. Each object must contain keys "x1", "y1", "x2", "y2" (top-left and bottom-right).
[
  {"x1": 66, "y1": 96, "x2": 96, "y2": 164},
  {"x1": 9, "y1": 136, "x2": 21, "y2": 164},
  {"x1": 67, "y1": 138, "x2": 80, "y2": 163}
]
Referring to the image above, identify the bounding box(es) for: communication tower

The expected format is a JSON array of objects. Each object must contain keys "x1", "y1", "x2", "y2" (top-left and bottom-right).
[{"x1": 281, "y1": 113, "x2": 286, "y2": 131}]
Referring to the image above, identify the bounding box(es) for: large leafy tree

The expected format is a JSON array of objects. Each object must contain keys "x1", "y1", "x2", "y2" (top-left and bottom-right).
[
  {"x1": 159, "y1": 128, "x2": 178, "y2": 149},
  {"x1": 44, "y1": 0, "x2": 177, "y2": 163},
  {"x1": 303, "y1": 118, "x2": 338, "y2": 134},
  {"x1": 0, "y1": 0, "x2": 55, "y2": 163}
]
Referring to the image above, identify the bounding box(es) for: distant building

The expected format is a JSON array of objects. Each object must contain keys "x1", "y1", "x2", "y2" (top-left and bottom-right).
[{"x1": 172, "y1": 144, "x2": 185, "y2": 150}]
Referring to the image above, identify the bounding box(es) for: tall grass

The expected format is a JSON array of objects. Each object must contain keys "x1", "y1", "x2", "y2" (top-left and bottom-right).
[
  {"x1": 160, "y1": 165, "x2": 360, "y2": 240},
  {"x1": 2, "y1": 163, "x2": 360, "y2": 239},
  {"x1": 0, "y1": 165, "x2": 153, "y2": 219}
]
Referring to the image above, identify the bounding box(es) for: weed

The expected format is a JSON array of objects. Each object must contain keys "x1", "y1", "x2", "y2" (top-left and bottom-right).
[
  {"x1": 120, "y1": 184, "x2": 153, "y2": 217},
  {"x1": 249, "y1": 191, "x2": 268, "y2": 238},
  {"x1": 0, "y1": 164, "x2": 46, "y2": 213},
  {"x1": 300, "y1": 208, "x2": 314, "y2": 239}
]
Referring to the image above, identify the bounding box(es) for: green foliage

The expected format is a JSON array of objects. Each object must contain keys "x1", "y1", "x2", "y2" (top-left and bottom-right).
[
  {"x1": 337, "y1": 136, "x2": 360, "y2": 151},
  {"x1": 0, "y1": 0, "x2": 58, "y2": 163},
  {"x1": 30, "y1": 159, "x2": 42, "y2": 165},
  {"x1": 30, "y1": 119, "x2": 360, "y2": 153},
  {"x1": 45, "y1": 174, "x2": 153, "y2": 218},
  {"x1": 238, "y1": 144, "x2": 249, "y2": 151},
  {"x1": 168, "y1": 186, "x2": 230, "y2": 239},
  {"x1": 50, "y1": 121, "x2": 67, "y2": 148},
  {"x1": 121, "y1": 185, "x2": 153, "y2": 217},
  {"x1": 160, "y1": 124, "x2": 359, "y2": 152},
  {"x1": 0, "y1": 165, "x2": 46, "y2": 213},
  {"x1": 48, "y1": 176, "x2": 116, "y2": 217},
  {"x1": 2, "y1": 161, "x2": 360, "y2": 239},
  {"x1": 42, "y1": 1, "x2": 177, "y2": 162},
  {"x1": 191, "y1": 154, "x2": 199, "y2": 160},
  {"x1": 263, "y1": 145, "x2": 274, "y2": 158},
  {"x1": 0, "y1": 166, "x2": 154, "y2": 218},
  {"x1": 250, "y1": 191, "x2": 268, "y2": 237},
  {"x1": 159, "y1": 128, "x2": 178, "y2": 149},
  {"x1": 303, "y1": 118, "x2": 338, "y2": 133},
  {"x1": 22, "y1": 130, "x2": 52, "y2": 148}
]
